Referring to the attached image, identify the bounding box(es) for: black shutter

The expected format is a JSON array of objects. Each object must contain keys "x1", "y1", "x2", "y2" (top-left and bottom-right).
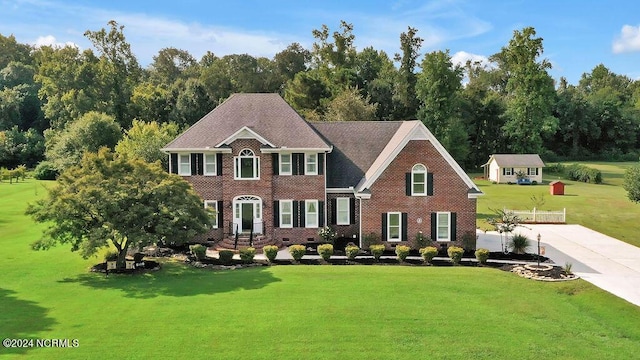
[
  {"x1": 427, "y1": 173, "x2": 434, "y2": 196},
  {"x1": 381, "y1": 213, "x2": 388, "y2": 241},
  {"x1": 217, "y1": 200, "x2": 223, "y2": 229},
  {"x1": 318, "y1": 153, "x2": 324, "y2": 175},
  {"x1": 170, "y1": 153, "x2": 178, "y2": 174},
  {"x1": 298, "y1": 154, "x2": 305, "y2": 175},
  {"x1": 273, "y1": 201, "x2": 280, "y2": 227},
  {"x1": 299, "y1": 201, "x2": 305, "y2": 227},
  {"x1": 216, "y1": 153, "x2": 223, "y2": 176},
  {"x1": 319, "y1": 201, "x2": 324, "y2": 227},
  {"x1": 430, "y1": 212, "x2": 437, "y2": 241},
  {"x1": 405, "y1": 173, "x2": 411, "y2": 196},
  {"x1": 349, "y1": 198, "x2": 356, "y2": 225},
  {"x1": 451, "y1": 213, "x2": 457, "y2": 242},
  {"x1": 502, "y1": 168, "x2": 506, "y2": 176},
  {"x1": 272, "y1": 153, "x2": 279, "y2": 175},
  {"x1": 401, "y1": 213, "x2": 408, "y2": 241},
  {"x1": 330, "y1": 198, "x2": 337, "y2": 225},
  {"x1": 293, "y1": 201, "x2": 299, "y2": 227},
  {"x1": 292, "y1": 153, "x2": 301, "y2": 175},
  {"x1": 190, "y1": 153, "x2": 197, "y2": 175},
  {"x1": 196, "y1": 153, "x2": 204, "y2": 175}
]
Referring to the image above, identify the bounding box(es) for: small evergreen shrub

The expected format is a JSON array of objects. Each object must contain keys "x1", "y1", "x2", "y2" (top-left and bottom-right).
[
  {"x1": 395, "y1": 245, "x2": 411, "y2": 262},
  {"x1": 411, "y1": 232, "x2": 429, "y2": 250},
  {"x1": 370, "y1": 244, "x2": 385, "y2": 261},
  {"x1": 262, "y1": 245, "x2": 279, "y2": 263},
  {"x1": 189, "y1": 244, "x2": 207, "y2": 260},
  {"x1": 474, "y1": 248, "x2": 490, "y2": 264},
  {"x1": 218, "y1": 250, "x2": 234, "y2": 264},
  {"x1": 317, "y1": 244, "x2": 334, "y2": 261},
  {"x1": 461, "y1": 232, "x2": 477, "y2": 252},
  {"x1": 33, "y1": 161, "x2": 59, "y2": 180},
  {"x1": 288, "y1": 245, "x2": 306, "y2": 261},
  {"x1": 509, "y1": 233, "x2": 530, "y2": 254},
  {"x1": 345, "y1": 245, "x2": 359, "y2": 260},
  {"x1": 419, "y1": 246, "x2": 438, "y2": 264},
  {"x1": 362, "y1": 232, "x2": 382, "y2": 249},
  {"x1": 447, "y1": 246, "x2": 464, "y2": 265},
  {"x1": 239, "y1": 247, "x2": 256, "y2": 263}
]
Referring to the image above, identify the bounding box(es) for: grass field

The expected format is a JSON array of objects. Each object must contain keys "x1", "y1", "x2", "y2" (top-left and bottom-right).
[
  {"x1": 2, "y1": 179, "x2": 640, "y2": 359},
  {"x1": 475, "y1": 161, "x2": 640, "y2": 247}
]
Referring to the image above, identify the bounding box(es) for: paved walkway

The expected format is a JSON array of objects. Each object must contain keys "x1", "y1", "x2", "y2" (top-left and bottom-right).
[{"x1": 478, "y1": 225, "x2": 640, "y2": 307}]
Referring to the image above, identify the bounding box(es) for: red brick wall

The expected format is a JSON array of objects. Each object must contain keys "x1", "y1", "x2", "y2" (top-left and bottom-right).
[
  {"x1": 361, "y1": 139, "x2": 476, "y2": 249},
  {"x1": 326, "y1": 193, "x2": 359, "y2": 240}
]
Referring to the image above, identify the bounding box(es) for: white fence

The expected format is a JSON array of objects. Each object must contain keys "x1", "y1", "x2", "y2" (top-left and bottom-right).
[{"x1": 504, "y1": 208, "x2": 566, "y2": 224}]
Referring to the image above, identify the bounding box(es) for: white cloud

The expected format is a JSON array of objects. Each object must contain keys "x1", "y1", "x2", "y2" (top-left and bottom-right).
[
  {"x1": 612, "y1": 25, "x2": 640, "y2": 54},
  {"x1": 33, "y1": 35, "x2": 77, "y2": 48},
  {"x1": 451, "y1": 51, "x2": 492, "y2": 68}
]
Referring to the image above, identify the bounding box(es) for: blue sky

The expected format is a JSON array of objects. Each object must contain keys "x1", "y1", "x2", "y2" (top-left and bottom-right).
[{"x1": 2, "y1": 0, "x2": 640, "y2": 85}]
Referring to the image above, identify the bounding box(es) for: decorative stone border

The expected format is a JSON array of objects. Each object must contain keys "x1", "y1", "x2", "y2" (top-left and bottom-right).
[{"x1": 508, "y1": 264, "x2": 579, "y2": 282}]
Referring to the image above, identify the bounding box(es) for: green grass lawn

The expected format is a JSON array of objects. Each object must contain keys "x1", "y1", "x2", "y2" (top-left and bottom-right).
[
  {"x1": 3, "y1": 179, "x2": 640, "y2": 359},
  {"x1": 475, "y1": 161, "x2": 640, "y2": 247}
]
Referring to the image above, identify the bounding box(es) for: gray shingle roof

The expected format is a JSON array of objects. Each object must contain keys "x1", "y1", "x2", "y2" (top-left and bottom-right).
[
  {"x1": 163, "y1": 93, "x2": 330, "y2": 150},
  {"x1": 486, "y1": 154, "x2": 545, "y2": 167},
  {"x1": 310, "y1": 121, "x2": 404, "y2": 188}
]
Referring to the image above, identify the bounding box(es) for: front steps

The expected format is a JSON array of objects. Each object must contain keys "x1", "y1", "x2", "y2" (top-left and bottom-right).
[{"x1": 213, "y1": 235, "x2": 283, "y2": 251}]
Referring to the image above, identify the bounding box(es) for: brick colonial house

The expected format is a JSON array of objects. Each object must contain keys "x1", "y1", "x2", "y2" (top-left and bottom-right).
[{"x1": 162, "y1": 93, "x2": 482, "y2": 250}]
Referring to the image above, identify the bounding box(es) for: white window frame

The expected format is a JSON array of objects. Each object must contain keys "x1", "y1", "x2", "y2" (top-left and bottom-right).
[
  {"x1": 336, "y1": 197, "x2": 350, "y2": 225},
  {"x1": 504, "y1": 167, "x2": 513, "y2": 176},
  {"x1": 178, "y1": 154, "x2": 191, "y2": 176},
  {"x1": 234, "y1": 148, "x2": 260, "y2": 180},
  {"x1": 305, "y1": 200, "x2": 319, "y2": 228},
  {"x1": 279, "y1": 200, "x2": 293, "y2": 228},
  {"x1": 279, "y1": 153, "x2": 292, "y2": 175},
  {"x1": 204, "y1": 200, "x2": 218, "y2": 229},
  {"x1": 387, "y1": 212, "x2": 401, "y2": 242},
  {"x1": 204, "y1": 154, "x2": 217, "y2": 176},
  {"x1": 527, "y1": 167, "x2": 538, "y2": 176},
  {"x1": 305, "y1": 153, "x2": 317, "y2": 175},
  {"x1": 436, "y1": 212, "x2": 451, "y2": 242},
  {"x1": 411, "y1": 164, "x2": 427, "y2": 196}
]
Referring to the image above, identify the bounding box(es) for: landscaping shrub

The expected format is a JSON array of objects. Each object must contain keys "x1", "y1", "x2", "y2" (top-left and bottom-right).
[
  {"x1": 133, "y1": 252, "x2": 145, "y2": 263},
  {"x1": 362, "y1": 232, "x2": 382, "y2": 249},
  {"x1": 461, "y1": 232, "x2": 477, "y2": 252},
  {"x1": 345, "y1": 245, "x2": 359, "y2": 260},
  {"x1": 288, "y1": 245, "x2": 306, "y2": 261},
  {"x1": 262, "y1": 245, "x2": 279, "y2": 263},
  {"x1": 317, "y1": 244, "x2": 334, "y2": 261},
  {"x1": 509, "y1": 233, "x2": 530, "y2": 254},
  {"x1": 411, "y1": 232, "x2": 429, "y2": 250},
  {"x1": 395, "y1": 245, "x2": 411, "y2": 262},
  {"x1": 33, "y1": 161, "x2": 59, "y2": 180},
  {"x1": 239, "y1": 247, "x2": 256, "y2": 263},
  {"x1": 546, "y1": 163, "x2": 565, "y2": 174},
  {"x1": 475, "y1": 248, "x2": 490, "y2": 265},
  {"x1": 104, "y1": 249, "x2": 118, "y2": 262},
  {"x1": 370, "y1": 244, "x2": 385, "y2": 261},
  {"x1": 447, "y1": 246, "x2": 464, "y2": 265},
  {"x1": 189, "y1": 244, "x2": 207, "y2": 260},
  {"x1": 419, "y1": 246, "x2": 438, "y2": 264},
  {"x1": 318, "y1": 226, "x2": 337, "y2": 244},
  {"x1": 218, "y1": 250, "x2": 234, "y2": 264},
  {"x1": 565, "y1": 163, "x2": 602, "y2": 184}
]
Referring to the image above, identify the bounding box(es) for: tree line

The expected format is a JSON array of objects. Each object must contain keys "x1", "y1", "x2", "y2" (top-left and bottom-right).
[{"x1": 1, "y1": 20, "x2": 640, "y2": 172}]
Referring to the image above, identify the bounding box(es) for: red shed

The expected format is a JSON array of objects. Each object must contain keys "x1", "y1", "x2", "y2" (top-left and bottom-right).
[{"x1": 550, "y1": 180, "x2": 565, "y2": 195}]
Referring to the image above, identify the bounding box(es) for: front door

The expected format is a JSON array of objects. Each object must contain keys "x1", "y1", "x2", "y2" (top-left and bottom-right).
[{"x1": 233, "y1": 196, "x2": 263, "y2": 234}]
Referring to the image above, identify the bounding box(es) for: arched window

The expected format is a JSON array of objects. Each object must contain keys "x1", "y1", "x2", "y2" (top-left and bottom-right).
[
  {"x1": 411, "y1": 164, "x2": 427, "y2": 195},
  {"x1": 234, "y1": 149, "x2": 260, "y2": 179}
]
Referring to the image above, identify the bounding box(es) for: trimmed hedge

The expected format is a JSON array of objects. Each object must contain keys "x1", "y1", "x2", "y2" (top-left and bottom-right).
[
  {"x1": 239, "y1": 247, "x2": 256, "y2": 263},
  {"x1": 370, "y1": 244, "x2": 385, "y2": 261},
  {"x1": 317, "y1": 244, "x2": 334, "y2": 261},
  {"x1": 218, "y1": 250, "x2": 234, "y2": 264},
  {"x1": 262, "y1": 245, "x2": 279, "y2": 263},
  {"x1": 395, "y1": 245, "x2": 411, "y2": 262},
  {"x1": 475, "y1": 248, "x2": 490, "y2": 264},
  {"x1": 288, "y1": 245, "x2": 306, "y2": 261},
  {"x1": 419, "y1": 246, "x2": 438, "y2": 264},
  {"x1": 189, "y1": 244, "x2": 207, "y2": 260},
  {"x1": 345, "y1": 245, "x2": 359, "y2": 260},
  {"x1": 447, "y1": 246, "x2": 464, "y2": 265}
]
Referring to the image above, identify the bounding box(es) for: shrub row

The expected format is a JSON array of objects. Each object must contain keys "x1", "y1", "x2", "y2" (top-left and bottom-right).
[{"x1": 565, "y1": 163, "x2": 602, "y2": 183}]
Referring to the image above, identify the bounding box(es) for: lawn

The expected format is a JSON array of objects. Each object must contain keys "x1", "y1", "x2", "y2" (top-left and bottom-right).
[
  {"x1": 2, "y1": 179, "x2": 640, "y2": 359},
  {"x1": 475, "y1": 161, "x2": 640, "y2": 247}
]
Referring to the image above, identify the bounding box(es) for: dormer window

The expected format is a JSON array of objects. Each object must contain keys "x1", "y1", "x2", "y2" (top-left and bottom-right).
[{"x1": 234, "y1": 149, "x2": 260, "y2": 180}]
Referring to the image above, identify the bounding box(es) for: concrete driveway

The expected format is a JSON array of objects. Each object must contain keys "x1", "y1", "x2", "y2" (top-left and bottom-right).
[{"x1": 478, "y1": 224, "x2": 640, "y2": 307}]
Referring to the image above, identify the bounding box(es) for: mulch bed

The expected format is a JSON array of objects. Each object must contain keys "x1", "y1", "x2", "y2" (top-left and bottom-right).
[{"x1": 90, "y1": 260, "x2": 161, "y2": 274}]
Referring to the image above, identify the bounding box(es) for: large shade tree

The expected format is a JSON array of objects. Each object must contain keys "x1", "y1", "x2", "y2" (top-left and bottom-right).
[{"x1": 27, "y1": 149, "x2": 212, "y2": 268}]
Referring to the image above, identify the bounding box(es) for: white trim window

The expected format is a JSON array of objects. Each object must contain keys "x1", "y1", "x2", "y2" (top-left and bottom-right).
[
  {"x1": 336, "y1": 197, "x2": 350, "y2": 225},
  {"x1": 280, "y1": 153, "x2": 292, "y2": 175},
  {"x1": 234, "y1": 149, "x2": 260, "y2": 179},
  {"x1": 527, "y1": 167, "x2": 538, "y2": 176},
  {"x1": 204, "y1": 200, "x2": 218, "y2": 228},
  {"x1": 280, "y1": 200, "x2": 293, "y2": 228},
  {"x1": 305, "y1": 153, "x2": 317, "y2": 175},
  {"x1": 305, "y1": 200, "x2": 319, "y2": 228},
  {"x1": 204, "y1": 154, "x2": 217, "y2": 176},
  {"x1": 387, "y1": 212, "x2": 401, "y2": 242},
  {"x1": 436, "y1": 212, "x2": 451, "y2": 241},
  {"x1": 504, "y1": 167, "x2": 513, "y2": 176},
  {"x1": 411, "y1": 164, "x2": 427, "y2": 195},
  {"x1": 179, "y1": 154, "x2": 191, "y2": 176}
]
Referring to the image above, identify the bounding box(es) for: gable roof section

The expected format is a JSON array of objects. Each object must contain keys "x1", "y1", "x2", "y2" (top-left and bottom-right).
[
  {"x1": 310, "y1": 121, "x2": 403, "y2": 188},
  {"x1": 484, "y1": 154, "x2": 546, "y2": 167},
  {"x1": 163, "y1": 93, "x2": 330, "y2": 151}
]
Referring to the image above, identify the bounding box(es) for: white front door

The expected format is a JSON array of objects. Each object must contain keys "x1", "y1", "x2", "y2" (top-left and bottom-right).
[{"x1": 233, "y1": 196, "x2": 262, "y2": 234}]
